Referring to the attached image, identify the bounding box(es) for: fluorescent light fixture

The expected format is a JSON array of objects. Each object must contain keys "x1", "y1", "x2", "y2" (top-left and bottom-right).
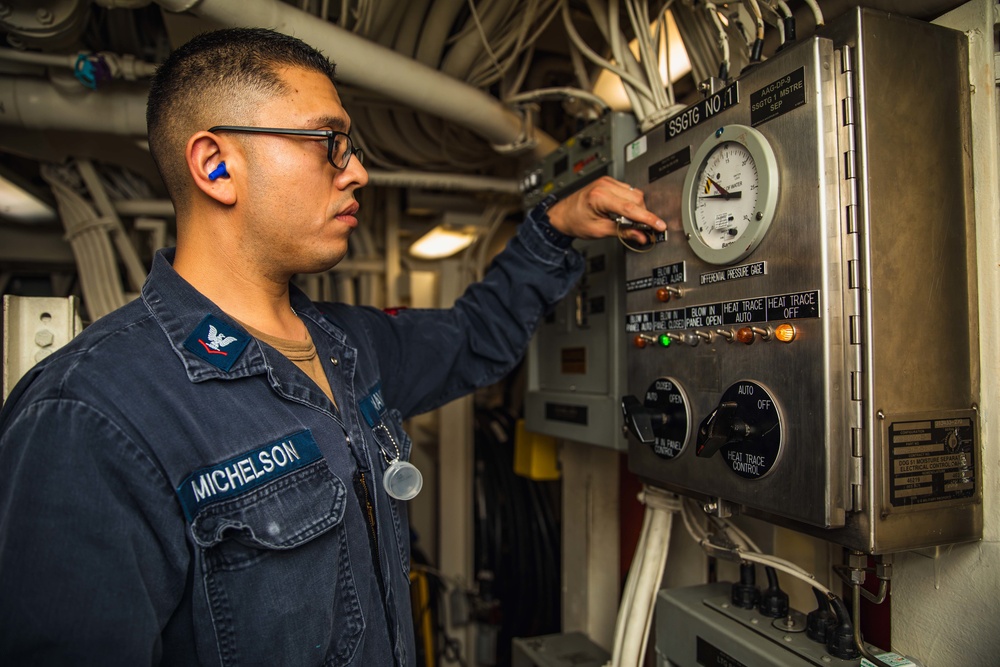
[
  {"x1": 593, "y1": 10, "x2": 692, "y2": 111},
  {"x1": 408, "y1": 226, "x2": 478, "y2": 260},
  {"x1": 0, "y1": 173, "x2": 56, "y2": 224}
]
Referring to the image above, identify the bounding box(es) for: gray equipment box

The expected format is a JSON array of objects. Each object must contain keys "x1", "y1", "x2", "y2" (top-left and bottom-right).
[{"x1": 525, "y1": 113, "x2": 638, "y2": 450}]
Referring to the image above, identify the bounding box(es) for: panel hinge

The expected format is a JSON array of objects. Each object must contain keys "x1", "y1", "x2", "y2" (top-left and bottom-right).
[{"x1": 849, "y1": 427, "x2": 864, "y2": 511}]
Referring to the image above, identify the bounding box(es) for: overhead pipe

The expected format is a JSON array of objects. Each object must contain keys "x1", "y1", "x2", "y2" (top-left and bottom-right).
[
  {"x1": 153, "y1": 0, "x2": 557, "y2": 157},
  {"x1": 0, "y1": 74, "x2": 148, "y2": 134},
  {"x1": 0, "y1": 47, "x2": 158, "y2": 79}
]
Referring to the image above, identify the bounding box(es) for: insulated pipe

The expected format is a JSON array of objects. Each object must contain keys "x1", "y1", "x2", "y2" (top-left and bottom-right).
[
  {"x1": 154, "y1": 0, "x2": 557, "y2": 157},
  {"x1": 0, "y1": 75, "x2": 148, "y2": 134}
]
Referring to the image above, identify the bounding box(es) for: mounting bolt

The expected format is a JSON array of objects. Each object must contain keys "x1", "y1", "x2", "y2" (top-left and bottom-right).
[
  {"x1": 35, "y1": 329, "x2": 54, "y2": 347},
  {"x1": 36, "y1": 8, "x2": 54, "y2": 25}
]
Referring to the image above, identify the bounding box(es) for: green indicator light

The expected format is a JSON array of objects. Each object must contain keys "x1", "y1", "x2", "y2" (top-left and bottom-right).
[{"x1": 658, "y1": 334, "x2": 672, "y2": 347}]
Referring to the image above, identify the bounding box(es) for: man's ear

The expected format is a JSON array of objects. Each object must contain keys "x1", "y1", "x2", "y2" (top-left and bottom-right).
[{"x1": 188, "y1": 132, "x2": 236, "y2": 206}]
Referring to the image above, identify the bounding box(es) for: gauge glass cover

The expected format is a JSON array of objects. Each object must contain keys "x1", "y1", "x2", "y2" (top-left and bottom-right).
[{"x1": 681, "y1": 124, "x2": 779, "y2": 265}]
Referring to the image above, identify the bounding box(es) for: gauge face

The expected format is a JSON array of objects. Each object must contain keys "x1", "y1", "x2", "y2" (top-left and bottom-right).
[
  {"x1": 692, "y1": 142, "x2": 759, "y2": 249},
  {"x1": 681, "y1": 124, "x2": 779, "y2": 265}
]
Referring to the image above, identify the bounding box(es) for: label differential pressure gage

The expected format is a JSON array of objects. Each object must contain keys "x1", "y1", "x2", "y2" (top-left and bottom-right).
[{"x1": 682, "y1": 124, "x2": 779, "y2": 265}]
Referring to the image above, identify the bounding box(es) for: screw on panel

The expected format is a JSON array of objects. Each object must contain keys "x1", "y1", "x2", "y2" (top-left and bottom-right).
[{"x1": 36, "y1": 8, "x2": 54, "y2": 25}]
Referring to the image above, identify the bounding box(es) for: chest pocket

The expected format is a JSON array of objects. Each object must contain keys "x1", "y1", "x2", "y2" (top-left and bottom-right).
[{"x1": 190, "y1": 461, "x2": 363, "y2": 667}]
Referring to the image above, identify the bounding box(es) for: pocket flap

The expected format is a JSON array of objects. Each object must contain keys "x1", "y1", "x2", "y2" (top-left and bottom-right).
[{"x1": 191, "y1": 461, "x2": 346, "y2": 549}]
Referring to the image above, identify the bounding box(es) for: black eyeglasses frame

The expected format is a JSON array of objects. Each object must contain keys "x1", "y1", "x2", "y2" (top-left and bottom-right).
[{"x1": 207, "y1": 125, "x2": 364, "y2": 170}]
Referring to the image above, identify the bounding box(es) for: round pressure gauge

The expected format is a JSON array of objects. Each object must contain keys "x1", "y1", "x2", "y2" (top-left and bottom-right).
[{"x1": 681, "y1": 124, "x2": 779, "y2": 265}]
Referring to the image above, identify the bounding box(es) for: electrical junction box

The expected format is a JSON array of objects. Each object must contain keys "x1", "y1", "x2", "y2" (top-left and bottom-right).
[
  {"x1": 620, "y1": 9, "x2": 980, "y2": 553},
  {"x1": 655, "y1": 583, "x2": 918, "y2": 667},
  {"x1": 524, "y1": 112, "x2": 638, "y2": 450}
]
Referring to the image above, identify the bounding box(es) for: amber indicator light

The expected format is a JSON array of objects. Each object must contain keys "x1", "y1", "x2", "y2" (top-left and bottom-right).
[
  {"x1": 736, "y1": 327, "x2": 755, "y2": 344},
  {"x1": 775, "y1": 323, "x2": 796, "y2": 343}
]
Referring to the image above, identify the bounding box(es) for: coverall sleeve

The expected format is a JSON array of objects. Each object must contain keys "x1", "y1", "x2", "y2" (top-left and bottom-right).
[
  {"x1": 330, "y1": 212, "x2": 585, "y2": 419},
  {"x1": 0, "y1": 397, "x2": 188, "y2": 666}
]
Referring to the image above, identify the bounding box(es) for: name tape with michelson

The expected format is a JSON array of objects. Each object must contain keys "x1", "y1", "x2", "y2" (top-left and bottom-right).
[{"x1": 176, "y1": 430, "x2": 323, "y2": 520}]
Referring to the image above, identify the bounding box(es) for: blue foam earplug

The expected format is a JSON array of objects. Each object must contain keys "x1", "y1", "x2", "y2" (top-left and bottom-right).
[{"x1": 208, "y1": 162, "x2": 228, "y2": 181}]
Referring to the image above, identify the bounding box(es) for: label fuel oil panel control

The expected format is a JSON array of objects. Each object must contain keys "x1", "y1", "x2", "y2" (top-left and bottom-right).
[{"x1": 621, "y1": 9, "x2": 980, "y2": 553}]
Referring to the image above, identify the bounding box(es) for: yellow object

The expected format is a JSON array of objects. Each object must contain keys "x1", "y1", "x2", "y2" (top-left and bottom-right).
[
  {"x1": 409, "y1": 569, "x2": 435, "y2": 667},
  {"x1": 514, "y1": 419, "x2": 561, "y2": 481}
]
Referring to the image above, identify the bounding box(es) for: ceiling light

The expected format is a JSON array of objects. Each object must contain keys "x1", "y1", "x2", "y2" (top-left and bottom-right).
[
  {"x1": 593, "y1": 10, "x2": 692, "y2": 111},
  {"x1": 408, "y1": 226, "x2": 478, "y2": 260}
]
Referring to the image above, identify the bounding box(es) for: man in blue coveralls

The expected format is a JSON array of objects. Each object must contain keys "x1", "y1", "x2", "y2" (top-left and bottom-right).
[{"x1": 0, "y1": 28, "x2": 664, "y2": 666}]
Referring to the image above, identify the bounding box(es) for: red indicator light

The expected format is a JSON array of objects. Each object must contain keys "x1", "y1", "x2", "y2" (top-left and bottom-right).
[{"x1": 736, "y1": 327, "x2": 755, "y2": 344}]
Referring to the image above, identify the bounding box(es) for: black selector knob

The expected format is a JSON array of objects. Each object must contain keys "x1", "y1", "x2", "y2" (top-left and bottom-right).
[
  {"x1": 623, "y1": 379, "x2": 691, "y2": 460},
  {"x1": 695, "y1": 401, "x2": 757, "y2": 458},
  {"x1": 621, "y1": 395, "x2": 656, "y2": 444}
]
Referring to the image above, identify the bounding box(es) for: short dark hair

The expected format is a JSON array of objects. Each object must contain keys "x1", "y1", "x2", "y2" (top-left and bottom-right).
[{"x1": 146, "y1": 28, "x2": 337, "y2": 208}]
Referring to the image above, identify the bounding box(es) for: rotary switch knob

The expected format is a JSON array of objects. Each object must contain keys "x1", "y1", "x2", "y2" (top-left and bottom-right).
[
  {"x1": 622, "y1": 378, "x2": 691, "y2": 460},
  {"x1": 696, "y1": 381, "x2": 783, "y2": 479},
  {"x1": 696, "y1": 402, "x2": 757, "y2": 458}
]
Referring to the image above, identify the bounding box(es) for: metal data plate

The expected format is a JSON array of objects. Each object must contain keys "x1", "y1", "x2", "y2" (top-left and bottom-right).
[{"x1": 623, "y1": 37, "x2": 847, "y2": 529}]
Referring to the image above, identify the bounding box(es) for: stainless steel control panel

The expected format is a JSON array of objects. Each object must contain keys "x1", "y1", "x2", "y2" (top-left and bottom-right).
[{"x1": 621, "y1": 9, "x2": 980, "y2": 553}]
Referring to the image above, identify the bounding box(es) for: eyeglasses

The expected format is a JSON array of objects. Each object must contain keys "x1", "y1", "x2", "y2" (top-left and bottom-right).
[{"x1": 208, "y1": 126, "x2": 364, "y2": 170}]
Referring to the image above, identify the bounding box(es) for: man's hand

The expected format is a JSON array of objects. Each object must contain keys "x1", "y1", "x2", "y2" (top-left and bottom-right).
[{"x1": 546, "y1": 176, "x2": 666, "y2": 242}]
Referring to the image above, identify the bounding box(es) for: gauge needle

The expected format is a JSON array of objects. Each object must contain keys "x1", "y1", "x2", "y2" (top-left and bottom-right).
[{"x1": 703, "y1": 177, "x2": 741, "y2": 199}]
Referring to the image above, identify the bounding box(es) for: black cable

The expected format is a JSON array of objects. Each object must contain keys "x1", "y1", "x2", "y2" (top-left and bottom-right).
[{"x1": 472, "y1": 405, "x2": 561, "y2": 663}]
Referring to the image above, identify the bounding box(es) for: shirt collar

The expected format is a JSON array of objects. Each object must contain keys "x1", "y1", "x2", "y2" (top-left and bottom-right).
[
  {"x1": 142, "y1": 248, "x2": 268, "y2": 382},
  {"x1": 142, "y1": 249, "x2": 351, "y2": 382}
]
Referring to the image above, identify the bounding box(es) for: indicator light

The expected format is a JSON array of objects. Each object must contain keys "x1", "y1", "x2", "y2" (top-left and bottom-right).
[
  {"x1": 658, "y1": 333, "x2": 672, "y2": 348},
  {"x1": 633, "y1": 334, "x2": 648, "y2": 349},
  {"x1": 775, "y1": 323, "x2": 796, "y2": 343},
  {"x1": 736, "y1": 327, "x2": 755, "y2": 344},
  {"x1": 655, "y1": 286, "x2": 681, "y2": 302}
]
